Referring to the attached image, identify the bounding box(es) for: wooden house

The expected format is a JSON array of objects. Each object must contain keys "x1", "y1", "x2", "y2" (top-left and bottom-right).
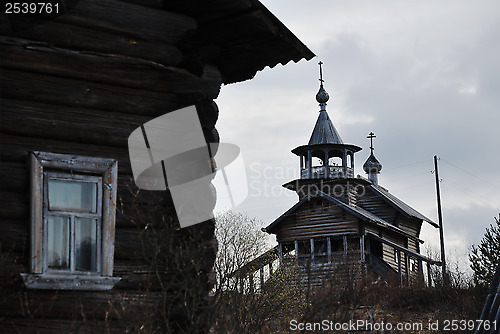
[
  {"x1": 0, "y1": 1, "x2": 313, "y2": 332},
  {"x1": 231, "y1": 64, "x2": 441, "y2": 289}
]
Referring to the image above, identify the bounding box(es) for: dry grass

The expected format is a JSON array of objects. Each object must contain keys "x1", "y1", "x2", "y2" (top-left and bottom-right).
[{"x1": 213, "y1": 266, "x2": 488, "y2": 333}]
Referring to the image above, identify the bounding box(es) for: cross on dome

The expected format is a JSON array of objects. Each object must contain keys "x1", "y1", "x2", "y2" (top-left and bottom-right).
[{"x1": 367, "y1": 132, "x2": 376, "y2": 154}]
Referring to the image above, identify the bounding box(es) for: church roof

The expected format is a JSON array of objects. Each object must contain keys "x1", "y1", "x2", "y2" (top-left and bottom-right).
[
  {"x1": 308, "y1": 110, "x2": 343, "y2": 145},
  {"x1": 367, "y1": 184, "x2": 437, "y2": 227}
]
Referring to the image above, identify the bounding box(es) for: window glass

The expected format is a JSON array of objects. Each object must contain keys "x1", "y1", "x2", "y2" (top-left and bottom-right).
[
  {"x1": 75, "y1": 217, "x2": 98, "y2": 272},
  {"x1": 47, "y1": 216, "x2": 70, "y2": 269},
  {"x1": 48, "y1": 179, "x2": 97, "y2": 212}
]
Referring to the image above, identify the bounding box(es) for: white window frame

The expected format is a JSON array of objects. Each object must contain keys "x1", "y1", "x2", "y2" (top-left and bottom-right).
[
  {"x1": 43, "y1": 172, "x2": 103, "y2": 274},
  {"x1": 21, "y1": 151, "x2": 121, "y2": 290}
]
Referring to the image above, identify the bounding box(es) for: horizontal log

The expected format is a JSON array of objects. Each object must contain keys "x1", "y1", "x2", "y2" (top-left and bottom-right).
[
  {"x1": 4, "y1": 0, "x2": 196, "y2": 45},
  {"x1": 0, "y1": 254, "x2": 27, "y2": 274},
  {"x1": 280, "y1": 230, "x2": 358, "y2": 241},
  {"x1": 0, "y1": 68, "x2": 185, "y2": 116},
  {"x1": 0, "y1": 37, "x2": 222, "y2": 98},
  {"x1": 0, "y1": 133, "x2": 132, "y2": 173},
  {"x1": 0, "y1": 288, "x2": 161, "y2": 321},
  {"x1": 277, "y1": 232, "x2": 358, "y2": 244},
  {"x1": 1, "y1": 98, "x2": 151, "y2": 148},
  {"x1": 0, "y1": 219, "x2": 28, "y2": 253},
  {"x1": 114, "y1": 227, "x2": 142, "y2": 260},
  {"x1": 0, "y1": 191, "x2": 27, "y2": 220},
  {"x1": 282, "y1": 223, "x2": 358, "y2": 232},
  {"x1": 7, "y1": 18, "x2": 183, "y2": 66},
  {"x1": 0, "y1": 161, "x2": 29, "y2": 192},
  {"x1": 120, "y1": 0, "x2": 164, "y2": 9},
  {"x1": 0, "y1": 160, "x2": 142, "y2": 199}
]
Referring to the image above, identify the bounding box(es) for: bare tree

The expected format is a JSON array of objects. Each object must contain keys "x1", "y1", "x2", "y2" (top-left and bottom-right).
[{"x1": 213, "y1": 210, "x2": 268, "y2": 293}]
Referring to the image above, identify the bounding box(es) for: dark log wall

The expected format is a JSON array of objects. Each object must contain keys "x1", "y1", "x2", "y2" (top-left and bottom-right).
[
  {"x1": 0, "y1": 1, "x2": 222, "y2": 332},
  {"x1": 276, "y1": 200, "x2": 359, "y2": 243}
]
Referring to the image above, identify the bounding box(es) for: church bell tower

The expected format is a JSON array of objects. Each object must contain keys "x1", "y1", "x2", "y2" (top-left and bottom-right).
[{"x1": 286, "y1": 62, "x2": 362, "y2": 202}]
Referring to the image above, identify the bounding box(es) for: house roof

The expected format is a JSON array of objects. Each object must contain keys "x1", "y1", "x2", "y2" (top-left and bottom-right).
[
  {"x1": 166, "y1": 0, "x2": 315, "y2": 84},
  {"x1": 308, "y1": 110, "x2": 343, "y2": 145},
  {"x1": 264, "y1": 191, "x2": 423, "y2": 242},
  {"x1": 367, "y1": 184, "x2": 438, "y2": 227}
]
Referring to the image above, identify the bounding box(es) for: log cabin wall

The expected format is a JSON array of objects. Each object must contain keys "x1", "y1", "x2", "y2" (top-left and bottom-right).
[
  {"x1": 398, "y1": 218, "x2": 422, "y2": 238},
  {"x1": 0, "y1": 0, "x2": 314, "y2": 332},
  {"x1": 379, "y1": 232, "x2": 411, "y2": 278},
  {"x1": 0, "y1": 3, "x2": 219, "y2": 332}
]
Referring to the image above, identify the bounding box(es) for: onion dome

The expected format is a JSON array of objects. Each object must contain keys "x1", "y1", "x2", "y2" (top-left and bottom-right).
[
  {"x1": 316, "y1": 85, "x2": 329, "y2": 103},
  {"x1": 363, "y1": 153, "x2": 382, "y2": 174},
  {"x1": 363, "y1": 132, "x2": 382, "y2": 185}
]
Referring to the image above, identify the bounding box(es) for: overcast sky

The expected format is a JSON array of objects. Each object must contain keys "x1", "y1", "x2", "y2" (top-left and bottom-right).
[{"x1": 214, "y1": 0, "x2": 500, "y2": 271}]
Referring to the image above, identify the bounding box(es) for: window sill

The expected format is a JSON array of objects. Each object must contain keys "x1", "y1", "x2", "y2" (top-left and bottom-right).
[{"x1": 21, "y1": 273, "x2": 121, "y2": 291}]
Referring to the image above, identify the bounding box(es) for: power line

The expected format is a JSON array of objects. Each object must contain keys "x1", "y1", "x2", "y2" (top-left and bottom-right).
[
  {"x1": 441, "y1": 158, "x2": 500, "y2": 191},
  {"x1": 441, "y1": 178, "x2": 499, "y2": 208},
  {"x1": 385, "y1": 170, "x2": 431, "y2": 183},
  {"x1": 383, "y1": 159, "x2": 430, "y2": 172}
]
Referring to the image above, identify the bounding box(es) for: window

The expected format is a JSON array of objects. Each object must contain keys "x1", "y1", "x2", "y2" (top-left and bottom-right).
[
  {"x1": 311, "y1": 157, "x2": 323, "y2": 167},
  {"x1": 21, "y1": 152, "x2": 120, "y2": 290},
  {"x1": 45, "y1": 173, "x2": 101, "y2": 273}
]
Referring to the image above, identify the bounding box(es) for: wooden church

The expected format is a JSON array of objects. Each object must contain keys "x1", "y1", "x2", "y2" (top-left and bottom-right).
[{"x1": 232, "y1": 63, "x2": 442, "y2": 288}]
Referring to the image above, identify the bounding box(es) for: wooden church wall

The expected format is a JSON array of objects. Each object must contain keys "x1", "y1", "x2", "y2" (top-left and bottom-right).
[
  {"x1": 0, "y1": 1, "x2": 221, "y2": 331},
  {"x1": 276, "y1": 201, "x2": 358, "y2": 243},
  {"x1": 356, "y1": 189, "x2": 397, "y2": 224},
  {"x1": 380, "y1": 232, "x2": 408, "y2": 275},
  {"x1": 398, "y1": 218, "x2": 422, "y2": 237},
  {"x1": 406, "y1": 238, "x2": 419, "y2": 254},
  {"x1": 397, "y1": 217, "x2": 423, "y2": 254}
]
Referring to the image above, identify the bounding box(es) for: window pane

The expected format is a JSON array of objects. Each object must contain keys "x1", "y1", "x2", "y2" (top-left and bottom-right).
[
  {"x1": 75, "y1": 217, "x2": 98, "y2": 272},
  {"x1": 47, "y1": 216, "x2": 70, "y2": 270},
  {"x1": 48, "y1": 179, "x2": 97, "y2": 212}
]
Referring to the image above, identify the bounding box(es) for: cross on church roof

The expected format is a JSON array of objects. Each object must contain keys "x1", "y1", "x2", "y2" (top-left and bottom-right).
[
  {"x1": 318, "y1": 61, "x2": 324, "y2": 85},
  {"x1": 367, "y1": 132, "x2": 376, "y2": 154}
]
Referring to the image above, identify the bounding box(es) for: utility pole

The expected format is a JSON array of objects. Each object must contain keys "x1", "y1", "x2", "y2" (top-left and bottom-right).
[{"x1": 434, "y1": 155, "x2": 447, "y2": 286}]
